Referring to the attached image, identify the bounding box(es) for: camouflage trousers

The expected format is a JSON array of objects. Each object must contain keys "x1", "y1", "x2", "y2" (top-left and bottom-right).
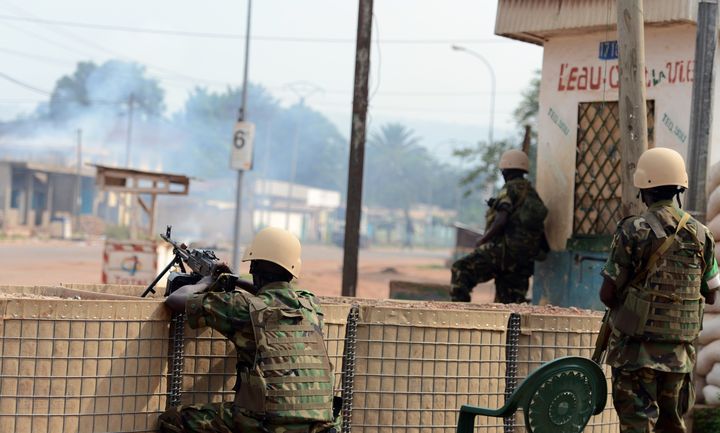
[
  {"x1": 612, "y1": 367, "x2": 694, "y2": 433},
  {"x1": 450, "y1": 243, "x2": 533, "y2": 303},
  {"x1": 158, "y1": 402, "x2": 338, "y2": 433}
]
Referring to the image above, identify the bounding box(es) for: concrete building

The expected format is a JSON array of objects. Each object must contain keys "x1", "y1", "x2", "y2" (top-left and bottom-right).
[
  {"x1": 0, "y1": 160, "x2": 95, "y2": 235},
  {"x1": 495, "y1": 0, "x2": 715, "y2": 308}
]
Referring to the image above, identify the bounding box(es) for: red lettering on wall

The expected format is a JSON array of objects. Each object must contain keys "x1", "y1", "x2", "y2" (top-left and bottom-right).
[
  {"x1": 609, "y1": 65, "x2": 619, "y2": 89},
  {"x1": 589, "y1": 66, "x2": 602, "y2": 90},
  {"x1": 567, "y1": 67, "x2": 579, "y2": 90},
  {"x1": 558, "y1": 63, "x2": 567, "y2": 91},
  {"x1": 558, "y1": 59, "x2": 694, "y2": 92},
  {"x1": 577, "y1": 67, "x2": 588, "y2": 90}
]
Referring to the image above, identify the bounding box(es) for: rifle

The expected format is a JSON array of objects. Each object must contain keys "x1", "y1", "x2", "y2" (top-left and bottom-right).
[
  {"x1": 591, "y1": 309, "x2": 612, "y2": 365},
  {"x1": 141, "y1": 225, "x2": 254, "y2": 297}
]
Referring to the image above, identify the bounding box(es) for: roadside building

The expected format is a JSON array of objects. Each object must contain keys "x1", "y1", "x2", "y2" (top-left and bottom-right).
[
  {"x1": 0, "y1": 159, "x2": 95, "y2": 236},
  {"x1": 495, "y1": 0, "x2": 720, "y2": 308}
]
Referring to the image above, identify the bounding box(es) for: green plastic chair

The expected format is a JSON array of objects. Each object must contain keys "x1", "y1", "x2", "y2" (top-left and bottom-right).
[{"x1": 456, "y1": 356, "x2": 607, "y2": 433}]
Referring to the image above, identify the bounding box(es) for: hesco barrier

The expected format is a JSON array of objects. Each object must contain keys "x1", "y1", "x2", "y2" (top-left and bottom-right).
[
  {"x1": 512, "y1": 313, "x2": 617, "y2": 433},
  {"x1": 60, "y1": 284, "x2": 352, "y2": 405},
  {"x1": 0, "y1": 286, "x2": 169, "y2": 433},
  {"x1": 349, "y1": 302, "x2": 510, "y2": 433},
  {"x1": 0, "y1": 286, "x2": 618, "y2": 433}
]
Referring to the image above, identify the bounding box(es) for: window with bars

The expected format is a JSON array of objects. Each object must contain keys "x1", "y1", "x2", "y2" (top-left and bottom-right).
[{"x1": 573, "y1": 100, "x2": 655, "y2": 236}]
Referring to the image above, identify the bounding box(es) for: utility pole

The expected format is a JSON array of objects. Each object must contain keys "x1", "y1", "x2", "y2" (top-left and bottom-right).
[
  {"x1": 617, "y1": 0, "x2": 648, "y2": 217},
  {"x1": 283, "y1": 82, "x2": 323, "y2": 232},
  {"x1": 125, "y1": 93, "x2": 134, "y2": 167},
  {"x1": 231, "y1": 0, "x2": 252, "y2": 272},
  {"x1": 74, "y1": 129, "x2": 82, "y2": 234},
  {"x1": 687, "y1": 0, "x2": 718, "y2": 223},
  {"x1": 286, "y1": 117, "x2": 300, "y2": 231},
  {"x1": 341, "y1": 0, "x2": 373, "y2": 297}
]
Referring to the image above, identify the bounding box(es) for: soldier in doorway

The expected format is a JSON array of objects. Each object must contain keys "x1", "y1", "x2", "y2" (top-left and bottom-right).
[
  {"x1": 599, "y1": 148, "x2": 720, "y2": 433},
  {"x1": 158, "y1": 227, "x2": 339, "y2": 433},
  {"x1": 450, "y1": 149, "x2": 548, "y2": 303}
]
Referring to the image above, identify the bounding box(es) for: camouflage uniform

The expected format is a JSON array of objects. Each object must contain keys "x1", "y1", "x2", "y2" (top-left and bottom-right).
[
  {"x1": 602, "y1": 201, "x2": 719, "y2": 433},
  {"x1": 158, "y1": 280, "x2": 338, "y2": 433},
  {"x1": 451, "y1": 178, "x2": 547, "y2": 303}
]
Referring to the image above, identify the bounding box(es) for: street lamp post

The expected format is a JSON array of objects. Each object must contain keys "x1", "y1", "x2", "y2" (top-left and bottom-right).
[{"x1": 451, "y1": 45, "x2": 496, "y2": 146}]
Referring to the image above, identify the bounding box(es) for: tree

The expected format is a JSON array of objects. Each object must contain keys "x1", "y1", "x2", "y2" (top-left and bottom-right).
[
  {"x1": 173, "y1": 85, "x2": 348, "y2": 193},
  {"x1": 47, "y1": 60, "x2": 165, "y2": 123},
  {"x1": 454, "y1": 69, "x2": 541, "y2": 193},
  {"x1": 365, "y1": 123, "x2": 440, "y2": 211},
  {"x1": 513, "y1": 70, "x2": 540, "y2": 128}
]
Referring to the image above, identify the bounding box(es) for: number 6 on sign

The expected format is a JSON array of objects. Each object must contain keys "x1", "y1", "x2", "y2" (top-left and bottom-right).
[{"x1": 230, "y1": 121, "x2": 256, "y2": 170}]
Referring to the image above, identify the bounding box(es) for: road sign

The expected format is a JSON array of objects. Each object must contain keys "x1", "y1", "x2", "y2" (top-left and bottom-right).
[
  {"x1": 102, "y1": 240, "x2": 157, "y2": 285},
  {"x1": 230, "y1": 121, "x2": 256, "y2": 170}
]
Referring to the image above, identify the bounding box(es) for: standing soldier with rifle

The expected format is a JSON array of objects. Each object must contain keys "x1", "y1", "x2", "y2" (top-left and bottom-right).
[
  {"x1": 450, "y1": 149, "x2": 548, "y2": 303},
  {"x1": 158, "y1": 227, "x2": 339, "y2": 433},
  {"x1": 596, "y1": 148, "x2": 720, "y2": 433}
]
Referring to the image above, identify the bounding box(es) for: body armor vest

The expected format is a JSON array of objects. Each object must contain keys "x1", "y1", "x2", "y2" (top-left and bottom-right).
[
  {"x1": 614, "y1": 209, "x2": 705, "y2": 343},
  {"x1": 235, "y1": 295, "x2": 334, "y2": 424}
]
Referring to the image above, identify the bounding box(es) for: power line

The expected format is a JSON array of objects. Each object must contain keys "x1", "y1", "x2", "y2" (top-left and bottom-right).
[
  {"x1": 0, "y1": 4, "x2": 232, "y2": 88},
  {"x1": 0, "y1": 43, "x2": 522, "y2": 98},
  {"x1": 0, "y1": 72, "x2": 51, "y2": 95},
  {"x1": 0, "y1": 45, "x2": 74, "y2": 66},
  {"x1": 0, "y1": 13, "x2": 510, "y2": 45}
]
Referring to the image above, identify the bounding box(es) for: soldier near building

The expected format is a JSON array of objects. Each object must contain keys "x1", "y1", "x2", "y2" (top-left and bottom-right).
[
  {"x1": 158, "y1": 227, "x2": 338, "y2": 433},
  {"x1": 599, "y1": 148, "x2": 720, "y2": 433},
  {"x1": 450, "y1": 149, "x2": 548, "y2": 303}
]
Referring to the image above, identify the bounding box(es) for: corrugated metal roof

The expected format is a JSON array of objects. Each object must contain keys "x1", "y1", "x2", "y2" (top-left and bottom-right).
[{"x1": 495, "y1": 0, "x2": 697, "y2": 45}]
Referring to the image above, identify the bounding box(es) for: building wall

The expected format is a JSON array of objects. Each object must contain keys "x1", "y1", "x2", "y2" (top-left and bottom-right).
[
  {"x1": 537, "y1": 24, "x2": 699, "y2": 249},
  {"x1": 0, "y1": 163, "x2": 10, "y2": 225}
]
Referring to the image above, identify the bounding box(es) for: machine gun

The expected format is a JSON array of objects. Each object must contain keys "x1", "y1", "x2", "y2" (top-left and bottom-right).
[
  {"x1": 141, "y1": 226, "x2": 252, "y2": 297},
  {"x1": 591, "y1": 309, "x2": 612, "y2": 365}
]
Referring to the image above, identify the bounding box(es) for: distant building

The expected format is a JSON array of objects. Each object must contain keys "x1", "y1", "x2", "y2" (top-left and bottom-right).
[
  {"x1": 252, "y1": 178, "x2": 342, "y2": 243},
  {"x1": 0, "y1": 159, "x2": 95, "y2": 235}
]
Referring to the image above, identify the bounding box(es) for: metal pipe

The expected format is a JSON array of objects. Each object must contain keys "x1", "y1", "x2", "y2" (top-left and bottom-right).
[
  {"x1": 232, "y1": 0, "x2": 253, "y2": 272},
  {"x1": 687, "y1": 0, "x2": 718, "y2": 222}
]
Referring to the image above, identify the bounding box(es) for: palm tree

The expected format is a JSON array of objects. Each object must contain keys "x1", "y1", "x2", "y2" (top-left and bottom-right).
[{"x1": 365, "y1": 123, "x2": 431, "y2": 212}]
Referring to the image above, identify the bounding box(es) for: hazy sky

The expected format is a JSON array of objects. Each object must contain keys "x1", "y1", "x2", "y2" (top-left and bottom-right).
[{"x1": 0, "y1": 0, "x2": 542, "y2": 160}]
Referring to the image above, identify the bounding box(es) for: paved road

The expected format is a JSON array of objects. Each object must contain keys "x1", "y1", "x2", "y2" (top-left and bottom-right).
[{"x1": 0, "y1": 239, "x2": 454, "y2": 299}]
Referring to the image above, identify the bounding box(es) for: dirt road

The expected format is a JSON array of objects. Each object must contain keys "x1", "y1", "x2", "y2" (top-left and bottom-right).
[{"x1": 0, "y1": 239, "x2": 495, "y2": 302}]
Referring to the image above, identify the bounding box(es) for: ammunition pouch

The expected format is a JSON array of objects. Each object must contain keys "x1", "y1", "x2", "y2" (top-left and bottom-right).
[
  {"x1": 234, "y1": 365, "x2": 267, "y2": 414},
  {"x1": 612, "y1": 289, "x2": 649, "y2": 337}
]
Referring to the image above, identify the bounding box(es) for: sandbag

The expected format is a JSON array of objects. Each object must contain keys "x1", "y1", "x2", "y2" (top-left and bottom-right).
[
  {"x1": 700, "y1": 314, "x2": 720, "y2": 345},
  {"x1": 704, "y1": 384, "x2": 720, "y2": 406},
  {"x1": 697, "y1": 339, "x2": 720, "y2": 376},
  {"x1": 708, "y1": 188, "x2": 720, "y2": 222},
  {"x1": 707, "y1": 161, "x2": 720, "y2": 197},
  {"x1": 706, "y1": 295, "x2": 720, "y2": 314},
  {"x1": 708, "y1": 215, "x2": 720, "y2": 243},
  {"x1": 708, "y1": 364, "x2": 720, "y2": 388}
]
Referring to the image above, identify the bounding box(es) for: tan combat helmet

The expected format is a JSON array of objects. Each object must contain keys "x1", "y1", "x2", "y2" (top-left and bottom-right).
[
  {"x1": 633, "y1": 147, "x2": 689, "y2": 189},
  {"x1": 242, "y1": 227, "x2": 302, "y2": 278},
  {"x1": 499, "y1": 149, "x2": 530, "y2": 172}
]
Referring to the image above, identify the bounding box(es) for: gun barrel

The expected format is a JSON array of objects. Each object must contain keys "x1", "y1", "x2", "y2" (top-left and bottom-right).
[{"x1": 591, "y1": 310, "x2": 611, "y2": 365}]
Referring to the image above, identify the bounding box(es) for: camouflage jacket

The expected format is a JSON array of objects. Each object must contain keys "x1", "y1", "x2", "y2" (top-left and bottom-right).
[
  {"x1": 486, "y1": 177, "x2": 547, "y2": 257},
  {"x1": 186, "y1": 281, "x2": 336, "y2": 431},
  {"x1": 602, "y1": 200, "x2": 719, "y2": 372}
]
